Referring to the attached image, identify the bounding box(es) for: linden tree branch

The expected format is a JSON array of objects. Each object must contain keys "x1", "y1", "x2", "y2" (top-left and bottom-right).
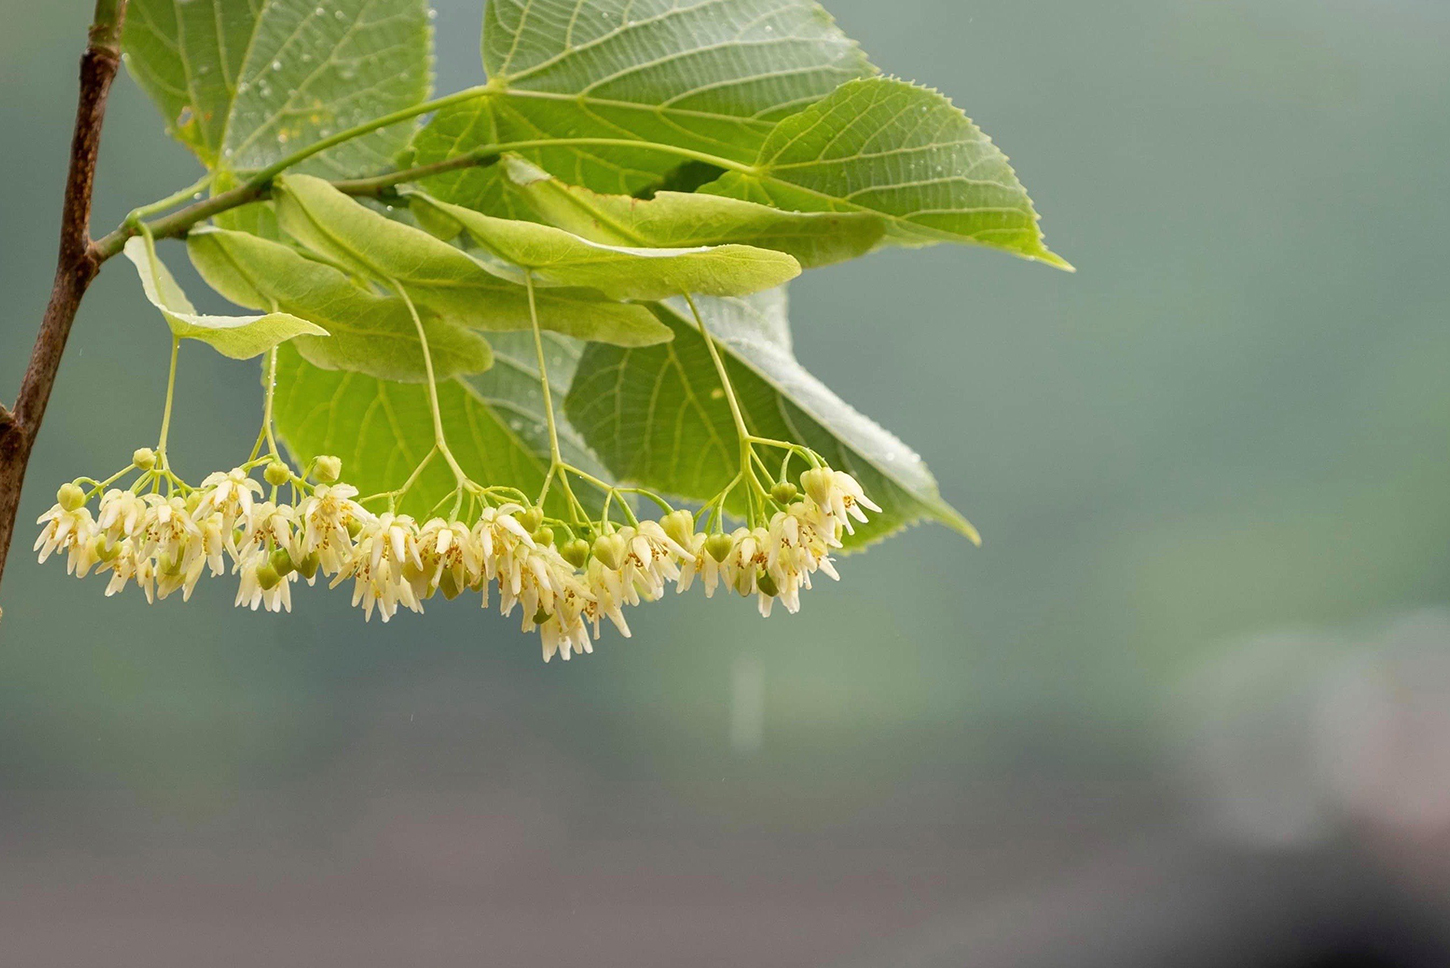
[{"x1": 0, "y1": 0, "x2": 129, "y2": 605}]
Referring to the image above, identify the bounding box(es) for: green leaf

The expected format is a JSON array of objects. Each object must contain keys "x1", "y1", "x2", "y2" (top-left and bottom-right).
[
  {"x1": 123, "y1": 236, "x2": 328, "y2": 360},
  {"x1": 702, "y1": 77, "x2": 1071, "y2": 268},
  {"x1": 273, "y1": 335, "x2": 606, "y2": 521},
  {"x1": 408, "y1": 0, "x2": 874, "y2": 207},
  {"x1": 406, "y1": 189, "x2": 803, "y2": 300},
  {"x1": 498, "y1": 155, "x2": 885, "y2": 269},
  {"x1": 186, "y1": 227, "x2": 493, "y2": 382},
  {"x1": 122, "y1": 0, "x2": 432, "y2": 174},
  {"x1": 565, "y1": 288, "x2": 976, "y2": 548},
  {"x1": 272, "y1": 174, "x2": 673, "y2": 346}
]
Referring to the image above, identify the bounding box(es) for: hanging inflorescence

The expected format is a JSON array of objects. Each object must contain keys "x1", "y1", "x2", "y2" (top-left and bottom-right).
[{"x1": 36, "y1": 444, "x2": 878, "y2": 661}]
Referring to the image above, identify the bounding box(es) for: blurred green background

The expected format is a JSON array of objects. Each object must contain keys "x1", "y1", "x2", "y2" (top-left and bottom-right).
[{"x1": 1, "y1": 1, "x2": 1448, "y2": 964}]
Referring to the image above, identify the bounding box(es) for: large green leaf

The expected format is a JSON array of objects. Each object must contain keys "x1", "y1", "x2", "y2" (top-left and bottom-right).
[
  {"x1": 565, "y1": 288, "x2": 975, "y2": 547},
  {"x1": 272, "y1": 175, "x2": 673, "y2": 346},
  {"x1": 123, "y1": 236, "x2": 328, "y2": 360},
  {"x1": 123, "y1": 0, "x2": 432, "y2": 175},
  {"x1": 187, "y1": 227, "x2": 493, "y2": 382},
  {"x1": 499, "y1": 155, "x2": 885, "y2": 269},
  {"x1": 702, "y1": 77, "x2": 1070, "y2": 268},
  {"x1": 408, "y1": 0, "x2": 874, "y2": 207},
  {"x1": 273, "y1": 335, "x2": 605, "y2": 520},
  {"x1": 406, "y1": 190, "x2": 803, "y2": 300}
]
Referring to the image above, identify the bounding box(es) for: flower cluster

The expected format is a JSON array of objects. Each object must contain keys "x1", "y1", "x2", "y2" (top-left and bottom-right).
[{"x1": 37, "y1": 453, "x2": 881, "y2": 662}]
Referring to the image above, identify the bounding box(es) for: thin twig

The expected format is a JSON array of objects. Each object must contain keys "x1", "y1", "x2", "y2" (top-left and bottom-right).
[{"x1": 0, "y1": 0, "x2": 128, "y2": 607}]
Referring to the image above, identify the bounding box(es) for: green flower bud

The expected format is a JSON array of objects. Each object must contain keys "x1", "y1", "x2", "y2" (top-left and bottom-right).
[
  {"x1": 532, "y1": 526, "x2": 555, "y2": 547},
  {"x1": 801, "y1": 467, "x2": 833, "y2": 507},
  {"x1": 519, "y1": 506, "x2": 545, "y2": 534},
  {"x1": 57, "y1": 482, "x2": 86, "y2": 512},
  {"x1": 296, "y1": 552, "x2": 320, "y2": 580},
  {"x1": 131, "y1": 447, "x2": 156, "y2": 471},
  {"x1": 532, "y1": 606, "x2": 551, "y2": 626},
  {"x1": 346, "y1": 518, "x2": 363, "y2": 539},
  {"x1": 264, "y1": 462, "x2": 290, "y2": 487},
  {"x1": 662, "y1": 509, "x2": 695, "y2": 548},
  {"x1": 755, "y1": 570, "x2": 779, "y2": 598},
  {"x1": 592, "y1": 532, "x2": 627, "y2": 571},
  {"x1": 269, "y1": 547, "x2": 295, "y2": 577},
  {"x1": 255, "y1": 562, "x2": 282, "y2": 591},
  {"x1": 92, "y1": 535, "x2": 120, "y2": 562},
  {"x1": 560, "y1": 538, "x2": 591, "y2": 569},
  {"x1": 770, "y1": 482, "x2": 800, "y2": 505},
  {"x1": 439, "y1": 569, "x2": 463, "y2": 601},
  {"x1": 705, "y1": 532, "x2": 735, "y2": 563},
  {"x1": 313, "y1": 455, "x2": 343, "y2": 484},
  {"x1": 184, "y1": 492, "x2": 202, "y2": 514}
]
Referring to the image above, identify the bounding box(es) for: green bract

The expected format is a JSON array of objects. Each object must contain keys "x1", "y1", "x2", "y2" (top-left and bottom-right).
[
  {"x1": 404, "y1": 190, "x2": 803, "y2": 300},
  {"x1": 187, "y1": 227, "x2": 494, "y2": 382},
  {"x1": 272, "y1": 174, "x2": 673, "y2": 346},
  {"x1": 124, "y1": 235, "x2": 328, "y2": 359}
]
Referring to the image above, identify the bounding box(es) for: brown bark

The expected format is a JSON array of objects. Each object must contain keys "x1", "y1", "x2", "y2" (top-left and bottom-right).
[{"x1": 0, "y1": 1, "x2": 128, "y2": 608}]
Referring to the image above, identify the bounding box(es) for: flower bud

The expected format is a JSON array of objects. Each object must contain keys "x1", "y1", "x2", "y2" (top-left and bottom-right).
[
  {"x1": 346, "y1": 518, "x2": 364, "y2": 539},
  {"x1": 704, "y1": 532, "x2": 734, "y2": 563},
  {"x1": 92, "y1": 535, "x2": 120, "y2": 562},
  {"x1": 313, "y1": 455, "x2": 343, "y2": 484},
  {"x1": 264, "y1": 462, "x2": 290, "y2": 487},
  {"x1": 592, "y1": 533, "x2": 627, "y2": 571},
  {"x1": 132, "y1": 447, "x2": 157, "y2": 471},
  {"x1": 770, "y1": 482, "x2": 799, "y2": 505},
  {"x1": 561, "y1": 538, "x2": 591, "y2": 569},
  {"x1": 296, "y1": 552, "x2": 320, "y2": 580},
  {"x1": 57, "y1": 482, "x2": 86, "y2": 512},
  {"x1": 755, "y1": 569, "x2": 779, "y2": 598},
  {"x1": 800, "y1": 467, "x2": 833, "y2": 507},
  {"x1": 662, "y1": 509, "x2": 695, "y2": 548},
  {"x1": 532, "y1": 526, "x2": 555, "y2": 547},
  {"x1": 532, "y1": 606, "x2": 551, "y2": 626},
  {"x1": 255, "y1": 562, "x2": 282, "y2": 591},
  {"x1": 185, "y1": 492, "x2": 202, "y2": 514},
  {"x1": 519, "y1": 506, "x2": 545, "y2": 534},
  {"x1": 269, "y1": 547, "x2": 295, "y2": 577},
  {"x1": 439, "y1": 569, "x2": 464, "y2": 600}
]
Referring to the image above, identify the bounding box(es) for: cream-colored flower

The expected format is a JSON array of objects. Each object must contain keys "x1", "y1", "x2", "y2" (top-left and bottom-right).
[
  {"x1": 136, "y1": 495, "x2": 202, "y2": 570},
  {"x1": 96, "y1": 489, "x2": 148, "y2": 542},
  {"x1": 333, "y1": 513, "x2": 422, "y2": 622},
  {"x1": 472, "y1": 504, "x2": 535, "y2": 582},
  {"x1": 538, "y1": 609, "x2": 593, "y2": 663},
  {"x1": 800, "y1": 467, "x2": 881, "y2": 538},
  {"x1": 296, "y1": 483, "x2": 369, "y2": 577},
  {"x1": 760, "y1": 505, "x2": 839, "y2": 615},
  {"x1": 35, "y1": 502, "x2": 97, "y2": 576},
  {"x1": 97, "y1": 538, "x2": 155, "y2": 602},
  {"x1": 414, "y1": 517, "x2": 483, "y2": 601},
  {"x1": 240, "y1": 500, "x2": 299, "y2": 556},
  {"x1": 234, "y1": 544, "x2": 294, "y2": 613},
  {"x1": 498, "y1": 543, "x2": 583, "y2": 624},
  {"x1": 195, "y1": 467, "x2": 264, "y2": 532}
]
